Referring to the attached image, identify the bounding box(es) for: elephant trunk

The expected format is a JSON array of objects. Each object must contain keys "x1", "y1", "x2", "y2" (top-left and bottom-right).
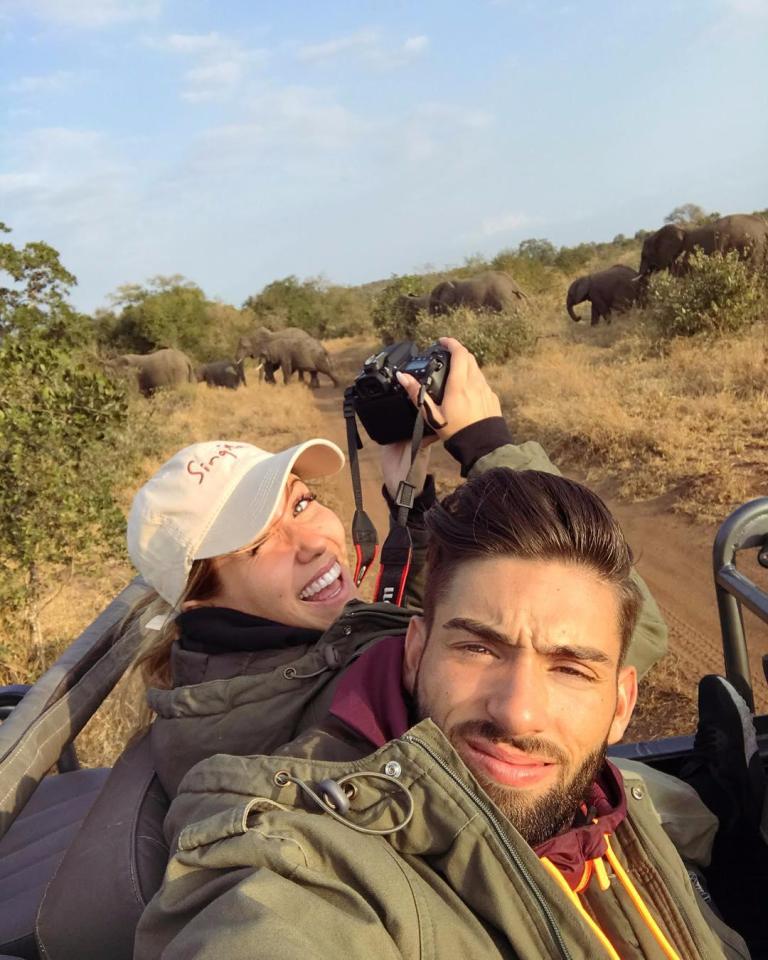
[{"x1": 567, "y1": 277, "x2": 590, "y2": 321}]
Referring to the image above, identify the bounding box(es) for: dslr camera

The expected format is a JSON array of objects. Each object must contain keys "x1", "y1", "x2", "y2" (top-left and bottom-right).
[{"x1": 347, "y1": 340, "x2": 450, "y2": 444}]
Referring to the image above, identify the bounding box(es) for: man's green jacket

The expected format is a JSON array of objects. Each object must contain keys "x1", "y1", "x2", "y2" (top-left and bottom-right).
[{"x1": 135, "y1": 714, "x2": 747, "y2": 959}]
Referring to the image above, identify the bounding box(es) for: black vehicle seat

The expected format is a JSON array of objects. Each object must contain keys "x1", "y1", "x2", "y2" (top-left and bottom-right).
[
  {"x1": 36, "y1": 731, "x2": 169, "y2": 960},
  {"x1": 0, "y1": 768, "x2": 109, "y2": 960}
]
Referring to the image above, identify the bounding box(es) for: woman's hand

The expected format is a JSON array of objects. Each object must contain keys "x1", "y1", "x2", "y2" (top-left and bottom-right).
[
  {"x1": 380, "y1": 437, "x2": 434, "y2": 500},
  {"x1": 396, "y1": 337, "x2": 502, "y2": 443}
]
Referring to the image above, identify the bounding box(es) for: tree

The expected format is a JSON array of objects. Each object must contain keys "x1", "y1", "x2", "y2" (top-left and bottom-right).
[
  {"x1": 243, "y1": 275, "x2": 320, "y2": 334},
  {"x1": 516, "y1": 238, "x2": 557, "y2": 265},
  {"x1": 371, "y1": 274, "x2": 430, "y2": 342},
  {"x1": 243, "y1": 275, "x2": 372, "y2": 338},
  {"x1": 99, "y1": 276, "x2": 208, "y2": 355},
  {"x1": 663, "y1": 204, "x2": 708, "y2": 227},
  {"x1": 0, "y1": 221, "x2": 84, "y2": 343},
  {"x1": 0, "y1": 226, "x2": 131, "y2": 657}
]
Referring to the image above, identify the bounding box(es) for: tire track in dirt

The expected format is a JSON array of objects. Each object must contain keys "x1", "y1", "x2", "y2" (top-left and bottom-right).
[{"x1": 310, "y1": 373, "x2": 768, "y2": 721}]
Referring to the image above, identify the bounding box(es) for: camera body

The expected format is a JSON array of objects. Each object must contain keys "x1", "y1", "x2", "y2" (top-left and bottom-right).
[{"x1": 349, "y1": 340, "x2": 450, "y2": 444}]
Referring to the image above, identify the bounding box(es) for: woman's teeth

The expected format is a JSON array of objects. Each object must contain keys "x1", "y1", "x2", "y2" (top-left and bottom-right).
[{"x1": 299, "y1": 561, "x2": 342, "y2": 600}]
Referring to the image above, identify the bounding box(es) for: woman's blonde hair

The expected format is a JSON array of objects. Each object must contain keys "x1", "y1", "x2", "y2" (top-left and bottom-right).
[{"x1": 130, "y1": 556, "x2": 224, "y2": 691}]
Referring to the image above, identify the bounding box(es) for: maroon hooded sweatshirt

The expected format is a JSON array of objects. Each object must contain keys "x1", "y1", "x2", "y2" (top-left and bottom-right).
[{"x1": 329, "y1": 634, "x2": 628, "y2": 890}]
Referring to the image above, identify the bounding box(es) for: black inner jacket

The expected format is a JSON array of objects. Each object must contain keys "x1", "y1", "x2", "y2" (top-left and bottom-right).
[{"x1": 177, "y1": 607, "x2": 321, "y2": 654}]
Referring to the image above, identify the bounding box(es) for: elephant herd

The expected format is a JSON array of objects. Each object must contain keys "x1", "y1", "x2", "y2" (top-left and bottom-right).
[
  {"x1": 108, "y1": 212, "x2": 767, "y2": 395},
  {"x1": 568, "y1": 213, "x2": 768, "y2": 327},
  {"x1": 396, "y1": 271, "x2": 527, "y2": 323},
  {"x1": 108, "y1": 327, "x2": 338, "y2": 398}
]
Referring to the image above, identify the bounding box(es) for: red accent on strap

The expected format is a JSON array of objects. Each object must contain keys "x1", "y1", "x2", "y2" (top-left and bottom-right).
[
  {"x1": 373, "y1": 549, "x2": 412, "y2": 605},
  {"x1": 354, "y1": 543, "x2": 378, "y2": 586},
  {"x1": 394, "y1": 553, "x2": 411, "y2": 605}
]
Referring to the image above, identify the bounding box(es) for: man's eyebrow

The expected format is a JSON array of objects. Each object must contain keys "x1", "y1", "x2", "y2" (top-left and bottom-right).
[{"x1": 442, "y1": 617, "x2": 614, "y2": 666}]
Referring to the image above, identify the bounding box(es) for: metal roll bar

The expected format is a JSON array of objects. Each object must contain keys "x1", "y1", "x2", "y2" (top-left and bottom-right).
[{"x1": 713, "y1": 497, "x2": 768, "y2": 712}]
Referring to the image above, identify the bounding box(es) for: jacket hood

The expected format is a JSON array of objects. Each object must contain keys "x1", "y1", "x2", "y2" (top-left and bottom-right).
[
  {"x1": 147, "y1": 599, "x2": 413, "y2": 797},
  {"x1": 327, "y1": 633, "x2": 628, "y2": 889}
]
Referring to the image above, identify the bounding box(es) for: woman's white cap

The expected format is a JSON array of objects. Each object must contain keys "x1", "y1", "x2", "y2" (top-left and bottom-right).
[{"x1": 127, "y1": 439, "x2": 345, "y2": 606}]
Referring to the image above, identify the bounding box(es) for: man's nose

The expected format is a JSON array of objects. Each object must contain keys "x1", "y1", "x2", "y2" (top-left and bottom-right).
[{"x1": 485, "y1": 655, "x2": 548, "y2": 736}]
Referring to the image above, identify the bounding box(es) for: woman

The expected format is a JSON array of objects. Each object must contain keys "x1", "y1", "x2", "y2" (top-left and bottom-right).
[{"x1": 127, "y1": 339, "x2": 669, "y2": 797}]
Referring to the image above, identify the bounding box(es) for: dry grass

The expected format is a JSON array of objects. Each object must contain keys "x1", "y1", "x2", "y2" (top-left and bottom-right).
[
  {"x1": 624, "y1": 652, "x2": 697, "y2": 743},
  {"x1": 489, "y1": 311, "x2": 768, "y2": 521}
]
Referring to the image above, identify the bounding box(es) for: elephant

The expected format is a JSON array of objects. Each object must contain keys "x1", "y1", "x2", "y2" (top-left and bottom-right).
[
  {"x1": 394, "y1": 293, "x2": 431, "y2": 325},
  {"x1": 428, "y1": 271, "x2": 527, "y2": 315},
  {"x1": 566, "y1": 265, "x2": 641, "y2": 326},
  {"x1": 196, "y1": 359, "x2": 246, "y2": 389},
  {"x1": 236, "y1": 327, "x2": 314, "y2": 384},
  {"x1": 639, "y1": 214, "x2": 768, "y2": 276},
  {"x1": 236, "y1": 330, "x2": 338, "y2": 388},
  {"x1": 113, "y1": 348, "x2": 195, "y2": 397}
]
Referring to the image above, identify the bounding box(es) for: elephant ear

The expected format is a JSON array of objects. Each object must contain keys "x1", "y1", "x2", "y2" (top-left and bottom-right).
[
  {"x1": 654, "y1": 225, "x2": 686, "y2": 266},
  {"x1": 569, "y1": 276, "x2": 590, "y2": 302}
]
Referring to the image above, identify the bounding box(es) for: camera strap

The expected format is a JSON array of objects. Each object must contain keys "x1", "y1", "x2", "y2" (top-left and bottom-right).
[
  {"x1": 343, "y1": 381, "x2": 431, "y2": 605},
  {"x1": 343, "y1": 387, "x2": 379, "y2": 586},
  {"x1": 372, "y1": 409, "x2": 424, "y2": 605}
]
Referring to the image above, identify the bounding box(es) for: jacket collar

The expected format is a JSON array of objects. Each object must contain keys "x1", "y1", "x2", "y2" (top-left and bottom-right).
[
  {"x1": 167, "y1": 598, "x2": 412, "y2": 688},
  {"x1": 328, "y1": 633, "x2": 628, "y2": 888}
]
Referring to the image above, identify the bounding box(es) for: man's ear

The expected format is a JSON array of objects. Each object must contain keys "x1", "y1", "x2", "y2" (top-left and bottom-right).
[
  {"x1": 607, "y1": 665, "x2": 638, "y2": 745},
  {"x1": 402, "y1": 615, "x2": 428, "y2": 695}
]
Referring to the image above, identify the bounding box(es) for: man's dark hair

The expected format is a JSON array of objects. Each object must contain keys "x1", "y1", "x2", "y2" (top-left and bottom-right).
[{"x1": 423, "y1": 468, "x2": 641, "y2": 664}]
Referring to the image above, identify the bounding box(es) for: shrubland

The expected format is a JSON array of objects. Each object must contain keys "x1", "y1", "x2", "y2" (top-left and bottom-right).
[
  {"x1": 243, "y1": 274, "x2": 373, "y2": 339},
  {"x1": 3, "y1": 206, "x2": 768, "y2": 755},
  {"x1": 646, "y1": 249, "x2": 766, "y2": 339},
  {"x1": 95, "y1": 276, "x2": 257, "y2": 361},
  {"x1": 0, "y1": 224, "x2": 159, "y2": 672}
]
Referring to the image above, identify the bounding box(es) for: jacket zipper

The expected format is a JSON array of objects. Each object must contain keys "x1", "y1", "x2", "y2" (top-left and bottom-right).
[{"x1": 403, "y1": 734, "x2": 574, "y2": 960}]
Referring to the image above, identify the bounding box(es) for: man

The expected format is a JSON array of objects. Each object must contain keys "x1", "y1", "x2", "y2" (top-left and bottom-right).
[{"x1": 135, "y1": 467, "x2": 748, "y2": 960}]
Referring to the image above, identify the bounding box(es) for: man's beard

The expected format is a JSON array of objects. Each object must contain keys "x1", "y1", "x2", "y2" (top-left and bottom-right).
[
  {"x1": 417, "y1": 683, "x2": 607, "y2": 846},
  {"x1": 450, "y1": 720, "x2": 607, "y2": 846}
]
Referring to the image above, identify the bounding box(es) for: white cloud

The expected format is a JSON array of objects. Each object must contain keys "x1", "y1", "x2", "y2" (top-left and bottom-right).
[
  {"x1": 148, "y1": 30, "x2": 267, "y2": 103},
  {"x1": 8, "y1": 70, "x2": 81, "y2": 94},
  {"x1": 297, "y1": 28, "x2": 429, "y2": 66},
  {"x1": 4, "y1": 0, "x2": 162, "y2": 28},
  {"x1": 163, "y1": 31, "x2": 223, "y2": 54},
  {"x1": 403, "y1": 35, "x2": 429, "y2": 54},
  {"x1": 196, "y1": 85, "x2": 370, "y2": 160},
  {"x1": 479, "y1": 212, "x2": 531, "y2": 236},
  {"x1": 0, "y1": 171, "x2": 42, "y2": 195},
  {"x1": 413, "y1": 102, "x2": 493, "y2": 129},
  {"x1": 0, "y1": 127, "x2": 133, "y2": 212},
  {"x1": 297, "y1": 28, "x2": 378, "y2": 62},
  {"x1": 720, "y1": 0, "x2": 768, "y2": 16},
  {"x1": 180, "y1": 59, "x2": 244, "y2": 103}
]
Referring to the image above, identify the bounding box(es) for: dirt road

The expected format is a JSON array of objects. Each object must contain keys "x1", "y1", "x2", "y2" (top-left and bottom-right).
[{"x1": 312, "y1": 373, "x2": 768, "y2": 739}]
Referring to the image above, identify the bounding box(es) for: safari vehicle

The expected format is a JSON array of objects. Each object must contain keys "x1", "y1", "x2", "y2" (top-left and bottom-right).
[{"x1": 0, "y1": 499, "x2": 767, "y2": 960}]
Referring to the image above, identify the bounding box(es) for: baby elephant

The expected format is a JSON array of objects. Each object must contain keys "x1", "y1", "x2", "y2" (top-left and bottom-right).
[
  {"x1": 566, "y1": 264, "x2": 641, "y2": 326},
  {"x1": 196, "y1": 359, "x2": 247, "y2": 389}
]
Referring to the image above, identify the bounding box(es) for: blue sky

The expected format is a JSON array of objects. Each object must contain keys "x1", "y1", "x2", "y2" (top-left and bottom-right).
[{"x1": 1, "y1": 0, "x2": 766, "y2": 312}]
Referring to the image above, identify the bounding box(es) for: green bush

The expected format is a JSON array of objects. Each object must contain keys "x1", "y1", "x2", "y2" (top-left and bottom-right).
[
  {"x1": 244, "y1": 275, "x2": 372, "y2": 339},
  {"x1": 98, "y1": 277, "x2": 209, "y2": 356},
  {"x1": 0, "y1": 333, "x2": 131, "y2": 651},
  {"x1": 410, "y1": 305, "x2": 537, "y2": 367},
  {"x1": 371, "y1": 274, "x2": 431, "y2": 343},
  {"x1": 646, "y1": 249, "x2": 766, "y2": 339}
]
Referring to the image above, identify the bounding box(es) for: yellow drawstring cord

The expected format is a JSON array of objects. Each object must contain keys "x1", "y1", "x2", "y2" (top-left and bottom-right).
[
  {"x1": 542, "y1": 837, "x2": 685, "y2": 960},
  {"x1": 540, "y1": 856, "x2": 622, "y2": 960},
  {"x1": 602, "y1": 835, "x2": 682, "y2": 960},
  {"x1": 593, "y1": 854, "x2": 611, "y2": 892}
]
